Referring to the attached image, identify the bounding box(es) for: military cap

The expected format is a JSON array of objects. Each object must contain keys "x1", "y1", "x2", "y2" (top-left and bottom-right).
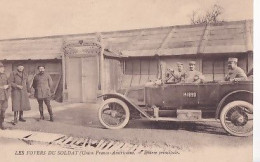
[
  {"x1": 0, "y1": 62, "x2": 4, "y2": 67},
  {"x1": 177, "y1": 62, "x2": 183, "y2": 65},
  {"x1": 189, "y1": 61, "x2": 196, "y2": 65},
  {"x1": 37, "y1": 65, "x2": 45, "y2": 69},
  {"x1": 228, "y1": 57, "x2": 238, "y2": 62},
  {"x1": 16, "y1": 63, "x2": 24, "y2": 67}
]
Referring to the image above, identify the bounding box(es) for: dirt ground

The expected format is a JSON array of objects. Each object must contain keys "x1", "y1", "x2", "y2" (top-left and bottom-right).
[
  {"x1": 3, "y1": 102, "x2": 252, "y2": 149},
  {"x1": 1, "y1": 100, "x2": 253, "y2": 161}
]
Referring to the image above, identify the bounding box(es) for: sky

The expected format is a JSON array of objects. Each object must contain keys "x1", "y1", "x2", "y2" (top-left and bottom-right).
[{"x1": 0, "y1": 0, "x2": 253, "y2": 39}]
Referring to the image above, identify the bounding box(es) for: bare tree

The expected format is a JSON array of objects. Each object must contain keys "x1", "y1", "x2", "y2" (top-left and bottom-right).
[{"x1": 190, "y1": 4, "x2": 224, "y2": 25}]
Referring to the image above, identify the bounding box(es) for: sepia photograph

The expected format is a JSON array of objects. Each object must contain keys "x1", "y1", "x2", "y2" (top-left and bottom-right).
[{"x1": 0, "y1": 0, "x2": 257, "y2": 161}]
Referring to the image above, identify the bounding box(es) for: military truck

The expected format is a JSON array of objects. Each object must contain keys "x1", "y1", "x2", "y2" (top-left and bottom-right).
[{"x1": 98, "y1": 80, "x2": 253, "y2": 137}]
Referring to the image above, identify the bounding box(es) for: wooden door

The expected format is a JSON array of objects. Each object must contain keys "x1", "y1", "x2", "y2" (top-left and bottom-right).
[
  {"x1": 64, "y1": 41, "x2": 101, "y2": 103},
  {"x1": 67, "y1": 57, "x2": 82, "y2": 102},
  {"x1": 67, "y1": 56, "x2": 98, "y2": 102},
  {"x1": 81, "y1": 56, "x2": 98, "y2": 102}
]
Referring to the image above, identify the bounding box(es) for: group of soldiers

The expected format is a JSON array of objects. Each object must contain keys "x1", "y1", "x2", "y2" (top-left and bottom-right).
[
  {"x1": 164, "y1": 61, "x2": 205, "y2": 84},
  {"x1": 149, "y1": 57, "x2": 248, "y2": 85},
  {"x1": 0, "y1": 62, "x2": 54, "y2": 130}
]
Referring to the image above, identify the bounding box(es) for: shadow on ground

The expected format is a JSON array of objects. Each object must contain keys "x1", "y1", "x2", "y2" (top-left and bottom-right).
[{"x1": 44, "y1": 106, "x2": 228, "y2": 136}]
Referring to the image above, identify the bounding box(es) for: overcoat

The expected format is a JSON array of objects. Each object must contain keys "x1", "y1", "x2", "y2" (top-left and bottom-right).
[
  {"x1": 32, "y1": 73, "x2": 53, "y2": 99},
  {"x1": 9, "y1": 70, "x2": 31, "y2": 111},
  {"x1": 225, "y1": 66, "x2": 248, "y2": 81},
  {"x1": 0, "y1": 73, "x2": 10, "y2": 111}
]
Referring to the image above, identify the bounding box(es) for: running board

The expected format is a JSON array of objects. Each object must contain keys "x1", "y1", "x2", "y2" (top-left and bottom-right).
[{"x1": 149, "y1": 117, "x2": 219, "y2": 122}]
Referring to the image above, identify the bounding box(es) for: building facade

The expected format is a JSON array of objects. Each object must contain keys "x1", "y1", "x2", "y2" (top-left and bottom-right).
[{"x1": 0, "y1": 20, "x2": 253, "y2": 103}]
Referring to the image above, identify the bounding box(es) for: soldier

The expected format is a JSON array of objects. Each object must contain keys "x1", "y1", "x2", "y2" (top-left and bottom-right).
[
  {"x1": 9, "y1": 64, "x2": 31, "y2": 125},
  {"x1": 0, "y1": 62, "x2": 10, "y2": 130},
  {"x1": 173, "y1": 62, "x2": 186, "y2": 83},
  {"x1": 225, "y1": 58, "x2": 247, "y2": 82},
  {"x1": 185, "y1": 61, "x2": 205, "y2": 83},
  {"x1": 32, "y1": 65, "x2": 54, "y2": 121},
  {"x1": 164, "y1": 67, "x2": 175, "y2": 83}
]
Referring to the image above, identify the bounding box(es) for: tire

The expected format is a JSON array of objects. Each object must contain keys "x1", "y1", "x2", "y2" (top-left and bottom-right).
[
  {"x1": 220, "y1": 100, "x2": 253, "y2": 137},
  {"x1": 98, "y1": 98, "x2": 130, "y2": 129}
]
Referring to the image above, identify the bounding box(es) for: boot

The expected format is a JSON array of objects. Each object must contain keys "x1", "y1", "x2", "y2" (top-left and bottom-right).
[
  {"x1": 50, "y1": 115, "x2": 54, "y2": 122},
  {"x1": 47, "y1": 105, "x2": 53, "y2": 122},
  {"x1": 40, "y1": 111, "x2": 44, "y2": 120},
  {"x1": 12, "y1": 111, "x2": 18, "y2": 125},
  {"x1": 0, "y1": 122, "x2": 6, "y2": 130},
  {"x1": 0, "y1": 117, "x2": 5, "y2": 130},
  {"x1": 19, "y1": 111, "x2": 26, "y2": 122}
]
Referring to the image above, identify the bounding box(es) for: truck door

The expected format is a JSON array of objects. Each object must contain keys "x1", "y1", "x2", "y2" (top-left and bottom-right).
[
  {"x1": 197, "y1": 83, "x2": 220, "y2": 108},
  {"x1": 162, "y1": 83, "x2": 199, "y2": 108}
]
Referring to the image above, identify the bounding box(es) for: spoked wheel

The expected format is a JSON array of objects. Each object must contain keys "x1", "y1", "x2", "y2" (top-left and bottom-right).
[
  {"x1": 220, "y1": 100, "x2": 253, "y2": 137},
  {"x1": 98, "y1": 98, "x2": 130, "y2": 129}
]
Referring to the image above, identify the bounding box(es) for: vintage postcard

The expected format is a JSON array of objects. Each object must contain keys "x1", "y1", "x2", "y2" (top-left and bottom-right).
[{"x1": 0, "y1": 0, "x2": 256, "y2": 161}]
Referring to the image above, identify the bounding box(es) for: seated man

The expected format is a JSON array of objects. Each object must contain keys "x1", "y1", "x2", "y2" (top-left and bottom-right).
[
  {"x1": 225, "y1": 58, "x2": 247, "y2": 82},
  {"x1": 164, "y1": 68, "x2": 175, "y2": 83},
  {"x1": 173, "y1": 62, "x2": 186, "y2": 83},
  {"x1": 185, "y1": 61, "x2": 205, "y2": 83}
]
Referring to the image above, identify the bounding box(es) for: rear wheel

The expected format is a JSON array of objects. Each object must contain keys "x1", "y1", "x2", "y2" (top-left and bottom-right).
[
  {"x1": 98, "y1": 98, "x2": 130, "y2": 129},
  {"x1": 220, "y1": 100, "x2": 253, "y2": 137}
]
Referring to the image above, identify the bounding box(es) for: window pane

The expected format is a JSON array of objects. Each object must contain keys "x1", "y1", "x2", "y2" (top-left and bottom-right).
[
  {"x1": 132, "y1": 60, "x2": 141, "y2": 75},
  {"x1": 238, "y1": 57, "x2": 247, "y2": 73},
  {"x1": 149, "y1": 60, "x2": 158, "y2": 75},
  {"x1": 125, "y1": 60, "x2": 133, "y2": 75},
  {"x1": 140, "y1": 60, "x2": 149, "y2": 75},
  {"x1": 202, "y1": 60, "x2": 213, "y2": 74},
  {"x1": 214, "y1": 60, "x2": 224, "y2": 74}
]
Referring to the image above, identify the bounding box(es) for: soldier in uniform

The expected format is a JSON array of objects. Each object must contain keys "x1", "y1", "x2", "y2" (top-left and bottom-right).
[
  {"x1": 173, "y1": 62, "x2": 186, "y2": 83},
  {"x1": 224, "y1": 58, "x2": 247, "y2": 81},
  {"x1": 32, "y1": 65, "x2": 54, "y2": 121},
  {"x1": 185, "y1": 61, "x2": 205, "y2": 83},
  {"x1": 0, "y1": 62, "x2": 10, "y2": 130},
  {"x1": 164, "y1": 67, "x2": 175, "y2": 83},
  {"x1": 9, "y1": 64, "x2": 31, "y2": 125}
]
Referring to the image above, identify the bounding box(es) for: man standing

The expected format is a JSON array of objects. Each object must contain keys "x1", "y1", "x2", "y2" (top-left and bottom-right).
[
  {"x1": 32, "y1": 65, "x2": 54, "y2": 121},
  {"x1": 9, "y1": 64, "x2": 31, "y2": 125},
  {"x1": 185, "y1": 61, "x2": 205, "y2": 83},
  {"x1": 225, "y1": 58, "x2": 247, "y2": 81},
  {"x1": 173, "y1": 62, "x2": 186, "y2": 83},
  {"x1": 0, "y1": 62, "x2": 10, "y2": 130}
]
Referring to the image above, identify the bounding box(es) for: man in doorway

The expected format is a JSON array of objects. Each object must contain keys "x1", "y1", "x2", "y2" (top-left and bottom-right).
[
  {"x1": 9, "y1": 64, "x2": 31, "y2": 125},
  {"x1": 224, "y1": 58, "x2": 247, "y2": 82},
  {"x1": 0, "y1": 62, "x2": 10, "y2": 130},
  {"x1": 185, "y1": 61, "x2": 205, "y2": 83},
  {"x1": 32, "y1": 65, "x2": 54, "y2": 121}
]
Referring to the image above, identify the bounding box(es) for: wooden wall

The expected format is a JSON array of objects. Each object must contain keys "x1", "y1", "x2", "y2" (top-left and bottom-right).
[
  {"x1": 104, "y1": 58, "x2": 122, "y2": 93},
  {"x1": 117, "y1": 52, "x2": 253, "y2": 88},
  {"x1": 1, "y1": 59, "x2": 63, "y2": 101}
]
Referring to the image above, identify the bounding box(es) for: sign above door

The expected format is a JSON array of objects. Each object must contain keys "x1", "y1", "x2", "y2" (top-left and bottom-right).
[{"x1": 63, "y1": 41, "x2": 102, "y2": 56}]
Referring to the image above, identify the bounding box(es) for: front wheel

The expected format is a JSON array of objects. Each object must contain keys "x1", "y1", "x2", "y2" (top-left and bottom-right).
[
  {"x1": 98, "y1": 98, "x2": 130, "y2": 129},
  {"x1": 220, "y1": 100, "x2": 253, "y2": 137}
]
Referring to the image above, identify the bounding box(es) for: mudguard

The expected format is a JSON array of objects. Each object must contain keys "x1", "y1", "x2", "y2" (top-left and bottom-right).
[
  {"x1": 99, "y1": 93, "x2": 151, "y2": 119},
  {"x1": 215, "y1": 90, "x2": 253, "y2": 119}
]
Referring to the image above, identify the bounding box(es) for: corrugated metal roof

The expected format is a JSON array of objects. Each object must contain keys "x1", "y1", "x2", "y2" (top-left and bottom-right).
[
  {"x1": 0, "y1": 37, "x2": 63, "y2": 60},
  {"x1": 0, "y1": 20, "x2": 253, "y2": 60},
  {"x1": 112, "y1": 20, "x2": 253, "y2": 57}
]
